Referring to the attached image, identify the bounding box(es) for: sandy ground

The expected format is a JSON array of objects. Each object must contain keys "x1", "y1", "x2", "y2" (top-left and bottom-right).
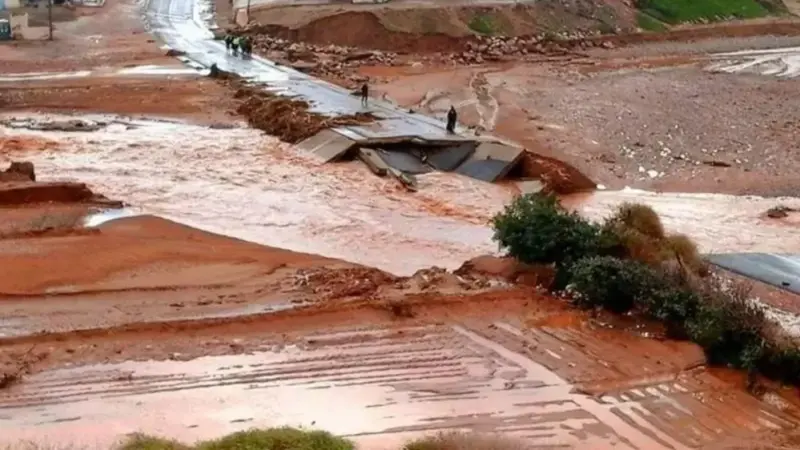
[
  {"x1": 1, "y1": 77, "x2": 240, "y2": 126},
  {"x1": 0, "y1": 0, "x2": 240, "y2": 127},
  {"x1": 3, "y1": 271, "x2": 800, "y2": 449},
  {"x1": 366, "y1": 43, "x2": 800, "y2": 196},
  {"x1": 1, "y1": 0, "x2": 168, "y2": 73}
]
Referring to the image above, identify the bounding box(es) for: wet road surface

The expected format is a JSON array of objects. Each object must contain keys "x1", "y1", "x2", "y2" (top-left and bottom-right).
[
  {"x1": 145, "y1": 0, "x2": 472, "y2": 142},
  {"x1": 2, "y1": 321, "x2": 798, "y2": 449}
]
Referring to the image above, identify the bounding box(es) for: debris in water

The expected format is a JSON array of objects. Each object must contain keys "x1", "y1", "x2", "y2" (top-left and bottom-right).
[
  {"x1": 766, "y1": 205, "x2": 797, "y2": 219},
  {"x1": 1, "y1": 117, "x2": 106, "y2": 132}
]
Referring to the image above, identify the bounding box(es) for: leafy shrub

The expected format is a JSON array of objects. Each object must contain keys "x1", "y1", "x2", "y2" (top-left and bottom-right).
[
  {"x1": 569, "y1": 256, "x2": 661, "y2": 313},
  {"x1": 402, "y1": 431, "x2": 528, "y2": 450},
  {"x1": 759, "y1": 343, "x2": 800, "y2": 384},
  {"x1": 468, "y1": 14, "x2": 496, "y2": 35},
  {"x1": 118, "y1": 434, "x2": 190, "y2": 450},
  {"x1": 197, "y1": 428, "x2": 354, "y2": 450},
  {"x1": 492, "y1": 194, "x2": 613, "y2": 268},
  {"x1": 641, "y1": 283, "x2": 698, "y2": 337},
  {"x1": 685, "y1": 278, "x2": 767, "y2": 369},
  {"x1": 606, "y1": 224, "x2": 666, "y2": 266}
]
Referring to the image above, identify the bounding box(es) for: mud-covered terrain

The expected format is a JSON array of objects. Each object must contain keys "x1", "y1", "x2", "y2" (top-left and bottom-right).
[{"x1": 2, "y1": 0, "x2": 800, "y2": 448}]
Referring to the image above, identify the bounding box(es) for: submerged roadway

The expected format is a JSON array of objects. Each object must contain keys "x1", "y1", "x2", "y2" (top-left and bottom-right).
[{"x1": 144, "y1": 0, "x2": 472, "y2": 142}]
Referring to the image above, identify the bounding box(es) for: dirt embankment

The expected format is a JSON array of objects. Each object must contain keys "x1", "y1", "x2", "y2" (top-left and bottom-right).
[
  {"x1": 0, "y1": 161, "x2": 117, "y2": 209},
  {"x1": 232, "y1": 83, "x2": 375, "y2": 143},
  {"x1": 246, "y1": 1, "x2": 636, "y2": 50},
  {"x1": 0, "y1": 77, "x2": 240, "y2": 127},
  {"x1": 244, "y1": 2, "x2": 800, "y2": 54},
  {"x1": 0, "y1": 160, "x2": 120, "y2": 242}
]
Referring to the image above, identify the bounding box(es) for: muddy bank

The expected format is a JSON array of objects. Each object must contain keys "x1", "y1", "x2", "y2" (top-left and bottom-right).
[
  {"x1": 0, "y1": 77, "x2": 239, "y2": 127},
  {"x1": 232, "y1": 84, "x2": 375, "y2": 143}
]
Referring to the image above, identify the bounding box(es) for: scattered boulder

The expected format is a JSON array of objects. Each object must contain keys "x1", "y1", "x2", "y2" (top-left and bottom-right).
[{"x1": 454, "y1": 255, "x2": 555, "y2": 289}]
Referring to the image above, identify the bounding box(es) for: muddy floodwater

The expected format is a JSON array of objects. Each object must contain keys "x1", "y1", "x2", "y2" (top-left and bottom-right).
[
  {"x1": 0, "y1": 115, "x2": 512, "y2": 275},
  {"x1": 2, "y1": 115, "x2": 799, "y2": 275},
  {"x1": 565, "y1": 188, "x2": 800, "y2": 255}
]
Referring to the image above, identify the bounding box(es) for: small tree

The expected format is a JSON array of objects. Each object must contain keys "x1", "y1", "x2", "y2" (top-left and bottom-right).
[
  {"x1": 492, "y1": 194, "x2": 613, "y2": 268},
  {"x1": 569, "y1": 256, "x2": 661, "y2": 313},
  {"x1": 686, "y1": 278, "x2": 767, "y2": 369}
]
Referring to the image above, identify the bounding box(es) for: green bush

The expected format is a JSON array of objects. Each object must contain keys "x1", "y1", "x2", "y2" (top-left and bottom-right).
[
  {"x1": 641, "y1": 283, "x2": 698, "y2": 336},
  {"x1": 569, "y1": 256, "x2": 661, "y2": 313},
  {"x1": 759, "y1": 343, "x2": 800, "y2": 384},
  {"x1": 198, "y1": 428, "x2": 354, "y2": 450},
  {"x1": 118, "y1": 434, "x2": 191, "y2": 450},
  {"x1": 402, "y1": 431, "x2": 527, "y2": 450},
  {"x1": 491, "y1": 194, "x2": 800, "y2": 386},
  {"x1": 492, "y1": 194, "x2": 615, "y2": 269},
  {"x1": 468, "y1": 14, "x2": 496, "y2": 35},
  {"x1": 636, "y1": 12, "x2": 668, "y2": 31},
  {"x1": 685, "y1": 278, "x2": 767, "y2": 369}
]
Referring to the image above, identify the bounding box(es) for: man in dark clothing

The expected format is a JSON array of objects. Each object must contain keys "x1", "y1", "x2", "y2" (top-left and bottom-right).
[
  {"x1": 446, "y1": 106, "x2": 457, "y2": 134},
  {"x1": 224, "y1": 34, "x2": 232, "y2": 52},
  {"x1": 243, "y1": 37, "x2": 252, "y2": 57},
  {"x1": 360, "y1": 83, "x2": 369, "y2": 107}
]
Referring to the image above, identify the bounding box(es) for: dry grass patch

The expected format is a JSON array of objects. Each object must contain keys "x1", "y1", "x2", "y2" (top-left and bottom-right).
[
  {"x1": 604, "y1": 202, "x2": 706, "y2": 274},
  {"x1": 402, "y1": 431, "x2": 530, "y2": 450}
]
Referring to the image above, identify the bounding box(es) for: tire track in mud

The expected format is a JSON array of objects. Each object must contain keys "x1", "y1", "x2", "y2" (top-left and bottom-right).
[{"x1": 3, "y1": 318, "x2": 799, "y2": 448}]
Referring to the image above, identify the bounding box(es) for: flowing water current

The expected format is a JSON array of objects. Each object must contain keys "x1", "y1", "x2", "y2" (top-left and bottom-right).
[{"x1": 2, "y1": 114, "x2": 799, "y2": 275}]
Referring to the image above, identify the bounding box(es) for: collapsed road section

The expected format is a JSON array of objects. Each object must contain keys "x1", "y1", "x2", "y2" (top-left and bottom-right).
[{"x1": 143, "y1": 0, "x2": 537, "y2": 188}]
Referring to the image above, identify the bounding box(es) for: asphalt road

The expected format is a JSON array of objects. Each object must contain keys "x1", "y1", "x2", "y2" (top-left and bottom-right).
[
  {"x1": 144, "y1": 0, "x2": 470, "y2": 142},
  {"x1": 708, "y1": 253, "x2": 800, "y2": 295}
]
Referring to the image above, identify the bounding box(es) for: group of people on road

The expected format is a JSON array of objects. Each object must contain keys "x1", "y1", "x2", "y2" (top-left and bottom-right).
[{"x1": 224, "y1": 33, "x2": 252, "y2": 58}]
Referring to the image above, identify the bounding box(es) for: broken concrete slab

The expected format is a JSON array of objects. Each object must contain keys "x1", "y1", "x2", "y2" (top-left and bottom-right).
[
  {"x1": 296, "y1": 129, "x2": 357, "y2": 163},
  {"x1": 357, "y1": 148, "x2": 389, "y2": 176},
  {"x1": 454, "y1": 141, "x2": 525, "y2": 182},
  {"x1": 376, "y1": 148, "x2": 433, "y2": 175},
  {"x1": 426, "y1": 142, "x2": 476, "y2": 172}
]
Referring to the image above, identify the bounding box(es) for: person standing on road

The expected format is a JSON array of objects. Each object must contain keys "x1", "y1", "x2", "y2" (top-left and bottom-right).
[
  {"x1": 446, "y1": 106, "x2": 457, "y2": 134},
  {"x1": 231, "y1": 36, "x2": 240, "y2": 56},
  {"x1": 224, "y1": 34, "x2": 232, "y2": 52},
  {"x1": 360, "y1": 82, "x2": 369, "y2": 107}
]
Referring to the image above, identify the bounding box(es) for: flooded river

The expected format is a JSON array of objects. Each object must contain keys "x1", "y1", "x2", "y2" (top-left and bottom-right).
[
  {"x1": 0, "y1": 116, "x2": 511, "y2": 275},
  {"x1": 3, "y1": 115, "x2": 800, "y2": 449},
  {"x1": 2, "y1": 115, "x2": 799, "y2": 275}
]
